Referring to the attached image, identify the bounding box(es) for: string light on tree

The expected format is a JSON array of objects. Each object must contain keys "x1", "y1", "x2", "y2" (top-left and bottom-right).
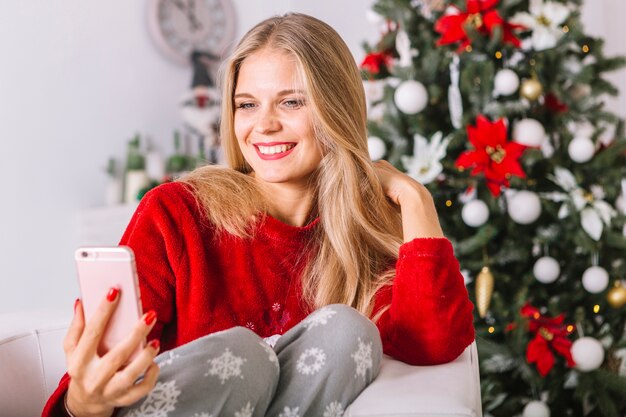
[
  {"x1": 394, "y1": 80, "x2": 428, "y2": 114},
  {"x1": 582, "y1": 265, "x2": 609, "y2": 293},
  {"x1": 508, "y1": 191, "x2": 542, "y2": 224},
  {"x1": 568, "y1": 136, "x2": 596, "y2": 163},
  {"x1": 533, "y1": 256, "x2": 560, "y2": 284},
  {"x1": 522, "y1": 401, "x2": 550, "y2": 417},
  {"x1": 367, "y1": 136, "x2": 387, "y2": 161},
  {"x1": 462, "y1": 199, "x2": 490, "y2": 227},
  {"x1": 571, "y1": 337, "x2": 605, "y2": 371}
]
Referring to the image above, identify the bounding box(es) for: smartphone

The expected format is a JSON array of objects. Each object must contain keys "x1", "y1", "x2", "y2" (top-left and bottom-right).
[{"x1": 75, "y1": 246, "x2": 144, "y2": 360}]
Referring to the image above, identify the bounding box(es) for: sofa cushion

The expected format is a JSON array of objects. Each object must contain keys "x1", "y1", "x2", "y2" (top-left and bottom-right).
[{"x1": 346, "y1": 347, "x2": 479, "y2": 417}]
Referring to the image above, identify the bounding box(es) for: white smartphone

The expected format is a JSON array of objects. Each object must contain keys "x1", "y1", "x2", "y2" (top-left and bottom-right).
[{"x1": 75, "y1": 246, "x2": 144, "y2": 360}]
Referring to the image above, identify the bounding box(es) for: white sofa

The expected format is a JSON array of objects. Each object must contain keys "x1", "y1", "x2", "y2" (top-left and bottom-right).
[{"x1": 0, "y1": 312, "x2": 482, "y2": 417}]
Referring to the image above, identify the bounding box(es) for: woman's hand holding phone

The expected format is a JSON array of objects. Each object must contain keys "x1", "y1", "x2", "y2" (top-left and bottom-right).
[{"x1": 63, "y1": 290, "x2": 161, "y2": 417}]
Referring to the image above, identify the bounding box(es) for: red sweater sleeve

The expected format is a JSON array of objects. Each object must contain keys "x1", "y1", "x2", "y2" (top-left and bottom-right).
[
  {"x1": 41, "y1": 373, "x2": 71, "y2": 416},
  {"x1": 41, "y1": 183, "x2": 188, "y2": 417},
  {"x1": 374, "y1": 237, "x2": 475, "y2": 365},
  {"x1": 118, "y1": 182, "x2": 188, "y2": 346}
]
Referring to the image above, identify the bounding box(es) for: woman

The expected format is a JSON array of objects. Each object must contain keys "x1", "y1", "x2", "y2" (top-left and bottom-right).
[{"x1": 43, "y1": 13, "x2": 474, "y2": 417}]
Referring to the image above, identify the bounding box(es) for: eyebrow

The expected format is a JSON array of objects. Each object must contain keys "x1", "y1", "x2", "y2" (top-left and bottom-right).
[{"x1": 233, "y1": 89, "x2": 307, "y2": 99}]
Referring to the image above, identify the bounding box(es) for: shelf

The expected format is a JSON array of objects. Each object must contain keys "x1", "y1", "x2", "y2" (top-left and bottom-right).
[{"x1": 77, "y1": 204, "x2": 138, "y2": 246}]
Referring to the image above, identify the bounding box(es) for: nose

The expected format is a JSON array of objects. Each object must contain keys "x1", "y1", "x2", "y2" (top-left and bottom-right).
[{"x1": 254, "y1": 106, "x2": 281, "y2": 134}]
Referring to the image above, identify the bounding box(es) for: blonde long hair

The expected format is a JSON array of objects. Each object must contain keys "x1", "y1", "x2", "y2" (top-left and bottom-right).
[{"x1": 182, "y1": 13, "x2": 403, "y2": 317}]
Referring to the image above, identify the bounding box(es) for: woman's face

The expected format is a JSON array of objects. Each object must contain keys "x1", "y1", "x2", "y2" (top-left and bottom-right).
[{"x1": 233, "y1": 48, "x2": 323, "y2": 188}]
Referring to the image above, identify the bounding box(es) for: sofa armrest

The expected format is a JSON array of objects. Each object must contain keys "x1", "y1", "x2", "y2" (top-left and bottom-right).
[
  {"x1": 0, "y1": 311, "x2": 70, "y2": 417},
  {"x1": 346, "y1": 342, "x2": 482, "y2": 417}
]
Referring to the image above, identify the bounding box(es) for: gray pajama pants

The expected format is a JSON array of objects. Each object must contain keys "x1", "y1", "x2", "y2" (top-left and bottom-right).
[{"x1": 118, "y1": 304, "x2": 383, "y2": 417}]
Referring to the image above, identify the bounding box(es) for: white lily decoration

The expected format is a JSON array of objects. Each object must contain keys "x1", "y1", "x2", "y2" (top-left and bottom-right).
[
  {"x1": 511, "y1": 0, "x2": 570, "y2": 51},
  {"x1": 401, "y1": 132, "x2": 451, "y2": 184},
  {"x1": 542, "y1": 167, "x2": 617, "y2": 241}
]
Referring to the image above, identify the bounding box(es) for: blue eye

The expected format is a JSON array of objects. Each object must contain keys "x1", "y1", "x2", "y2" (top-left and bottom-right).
[
  {"x1": 236, "y1": 102, "x2": 255, "y2": 110},
  {"x1": 284, "y1": 99, "x2": 305, "y2": 108}
]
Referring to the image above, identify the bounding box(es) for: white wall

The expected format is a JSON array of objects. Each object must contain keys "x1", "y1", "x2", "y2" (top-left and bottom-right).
[
  {"x1": 0, "y1": 0, "x2": 623, "y2": 316},
  {"x1": 581, "y1": 0, "x2": 626, "y2": 119}
]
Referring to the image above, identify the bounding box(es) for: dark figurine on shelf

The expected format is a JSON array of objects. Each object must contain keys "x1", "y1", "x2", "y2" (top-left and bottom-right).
[{"x1": 180, "y1": 50, "x2": 222, "y2": 165}]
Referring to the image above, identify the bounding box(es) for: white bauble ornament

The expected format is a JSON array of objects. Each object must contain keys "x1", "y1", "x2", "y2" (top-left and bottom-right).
[
  {"x1": 582, "y1": 266, "x2": 609, "y2": 293},
  {"x1": 494, "y1": 69, "x2": 520, "y2": 96},
  {"x1": 394, "y1": 80, "x2": 428, "y2": 114},
  {"x1": 367, "y1": 136, "x2": 387, "y2": 161},
  {"x1": 533, "y1": 256, "x2": 560, "y2": 284},
  {"x1": 568, "y1": 136, "x2": 595, "y2": 163},
  {"x1": 514, "y1": 119, "x2": 546, "y2": 147},
  {"x1": 508, "y1": 191, "x2": 542, "y2": 224},
  {"x1": 571, "y1": 337, "x2": 605, "y2": 372},
  {"x1": 522, "y1": 401, "x2": 550, "y2": 417},
  {"x1": 462, "y1": 200, "x2": 490, "y2": 227}
]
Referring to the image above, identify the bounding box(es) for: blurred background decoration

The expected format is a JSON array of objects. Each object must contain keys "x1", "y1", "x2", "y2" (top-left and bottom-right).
[{"x1": 361, "y1": 0, "x2": 626, "y2": 415}]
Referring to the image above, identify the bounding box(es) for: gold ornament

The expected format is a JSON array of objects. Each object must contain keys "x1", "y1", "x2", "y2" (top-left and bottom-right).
[
  {"x1": 520, "y1": 78, "x2": 543, "y2": 101},
  {"x1": 475, "y1": 266, "x2": 494, "y2": 318},
  {"x1": 607, "y1": 281, "x2": 626, "y2": 309}
]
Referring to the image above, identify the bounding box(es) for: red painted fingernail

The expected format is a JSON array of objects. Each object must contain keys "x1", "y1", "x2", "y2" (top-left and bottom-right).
[
  {"x1": 148, "y1": 339, "x2": 160, "y2": 351},
  {"x1": 74, "y1": 298, "x2": 80, "y2": 312},
  {"x1": 144, "y1": 310, "x2": 157, "y2": 326},
  {"x1": 106, "y1": 287, "x2": 119, "y2": 302}
]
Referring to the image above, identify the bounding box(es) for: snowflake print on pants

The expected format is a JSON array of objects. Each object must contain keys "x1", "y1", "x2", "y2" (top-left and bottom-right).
[
  {"x1": 205, "y1": 348, "x2": 247, "y2": 384},
  {"x1": 126, "y1": 380, "x2": 181, "y2": 417},
  {"x1": 301, "y1": 306, "x2": 337, "y2": 330},
  {"x1": 351, "y1": 338, "x2": 373, "y2": 379},
  {"x1": 234, "y1": 402, "x2": 254, "y2": 417},
  {"x1": 278, "y1": 406, "x2": 301, "y2": 417},
  {"x1": 192, "y1": 413, "x2": 213, "y2": 417},
  {"x1": 158, "y1": 351, "x2": 180, "y2": 368},
  {"x1": 323, "y1": 401, "x2": 345, "y2": 417},
  {"x1": 296, "y1": 347, "x2": 326, "y2": 375}
]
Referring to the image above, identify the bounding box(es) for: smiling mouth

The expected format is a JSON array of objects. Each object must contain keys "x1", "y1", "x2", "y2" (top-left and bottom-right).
[{"x1": 256, "y1": 143, "x2": 296, "y2": 155}]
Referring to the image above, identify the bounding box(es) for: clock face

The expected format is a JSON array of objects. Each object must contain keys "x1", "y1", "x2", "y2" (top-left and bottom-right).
[{"x1": 148, "y1": 0, "x2": 237, "y2": 66}]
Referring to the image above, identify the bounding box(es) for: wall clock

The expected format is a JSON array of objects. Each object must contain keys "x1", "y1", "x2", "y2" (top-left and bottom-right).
[{"x1": 148, "y1": 0, "x2": 237, "y2": 66}]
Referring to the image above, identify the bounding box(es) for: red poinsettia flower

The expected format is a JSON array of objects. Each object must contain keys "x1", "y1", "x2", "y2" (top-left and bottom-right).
[
  {"x1": 521, "y1": 303, "x2": 576, "y2": 377},
  {"x1": 545, "y1": 93, "x2": 569, "y2": 113},
  {"x1": 435, "y1": 0, "x2": 523, "y2": 51},
  {"x1": 455, "y1": 115, "x2": 527, "y2": 196},
  {"x1": 360, "y1": 51, "x2": 393, "y2": 74}
]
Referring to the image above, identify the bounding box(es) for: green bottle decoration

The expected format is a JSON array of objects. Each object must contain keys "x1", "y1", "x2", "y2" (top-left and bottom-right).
[
  {"x1": 124, "y1": 133, "x2": 149, "y2": 203},
  {"x1": 166, "y1": 130, "x2": 190, "y2": 177}
]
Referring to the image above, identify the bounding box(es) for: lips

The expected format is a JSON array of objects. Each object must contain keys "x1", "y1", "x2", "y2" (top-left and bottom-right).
[{"x1": 253, "y1": 142, "x2": 297, "y2": 160}]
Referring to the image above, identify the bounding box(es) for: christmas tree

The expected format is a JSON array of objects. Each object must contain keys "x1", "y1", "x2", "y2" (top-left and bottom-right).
[{"x1": 361, "y1": 0, "x2": 626, "y2": 415}]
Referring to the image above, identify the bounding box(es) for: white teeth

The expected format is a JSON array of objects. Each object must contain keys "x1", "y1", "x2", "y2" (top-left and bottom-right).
[{"x1": 257, "y1": 144, "x2": 294, "y2": 155}]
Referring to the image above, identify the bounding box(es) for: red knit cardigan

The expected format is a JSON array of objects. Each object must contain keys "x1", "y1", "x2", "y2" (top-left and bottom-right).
[{"x1": 42, "y1": 181, "x2": 474, "y2": 416}]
